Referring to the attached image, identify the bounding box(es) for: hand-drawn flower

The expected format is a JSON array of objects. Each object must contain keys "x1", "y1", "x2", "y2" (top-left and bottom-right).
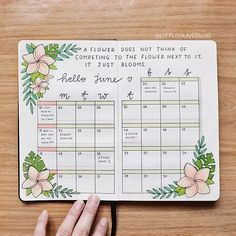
[
  {"x1": 22, "y1": 166, "x2": 53, "y2": 197},
  {"x1": 177, "y1": 163, "x2": 210, "y2": 198},
  {"x1": 22, "y1": 44, "x2": 55, "y2": 75},
  {"x1": 30, "y1": 77, "x2": 49, "y2": 94}
]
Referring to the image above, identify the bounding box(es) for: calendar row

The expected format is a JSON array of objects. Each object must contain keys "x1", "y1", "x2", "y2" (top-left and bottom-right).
[
  {"x1": 38, "y1": 102, "x2": 114, "y2": 124},
  {"x1": 123, "y1": 173, "x2": 181, "y2": 193},
  {"x1": 38, "y1": 127, "x2": 114, "y2": 147},
  {"x1": 123, "y1": 127, "x2": 199, "y2": 147},
  {"x1": 38, "y1": 126, "x2": 198, "y2": 147},
  {"x1": 57, "y1": 173, "x2": 115, "y2": 194},
  {"x1": 122, "y1": 103, "x2": 199, "y2": 123},
  {"x1": 40, "y1": 151, "x2": 114, "y2": 170},
  {"x1": 122, "y1": 150, "x2": 193, "y2": 170},
  {"x1": 141, "y1": 77, "x2": 199, "y2": 100}
]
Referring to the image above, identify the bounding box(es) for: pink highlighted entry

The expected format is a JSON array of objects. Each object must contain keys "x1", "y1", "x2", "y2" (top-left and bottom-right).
[
  {"x1": 38, "y1": 124, "x2": 56, "y2": 128},
  {"x1": 38, "y1": 101, "x2": 57, "y2": 106},
  {"x1": 38, "y1": 147, "x2": 57, "y2": 152}
]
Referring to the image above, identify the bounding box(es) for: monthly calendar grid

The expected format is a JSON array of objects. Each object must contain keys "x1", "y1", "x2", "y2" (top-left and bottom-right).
[
  {"x1": 37, "y1": 100, "x2": 115, "y2": 194},
  {"x1": 122, "y1": 77, "x2": 200, "y2": 194}
]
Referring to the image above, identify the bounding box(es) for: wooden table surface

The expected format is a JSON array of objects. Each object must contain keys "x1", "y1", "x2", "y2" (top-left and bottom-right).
[{"x1": 1, "y1": 0, "x2": 236, "y2": 235}]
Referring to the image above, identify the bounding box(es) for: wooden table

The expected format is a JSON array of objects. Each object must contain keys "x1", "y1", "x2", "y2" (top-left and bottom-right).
[{"x1": 0, "y1": 0, "x2": 236, "y2": 235}]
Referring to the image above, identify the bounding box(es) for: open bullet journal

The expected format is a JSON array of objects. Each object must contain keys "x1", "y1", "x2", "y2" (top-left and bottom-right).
[{"x1": 18, "y1": 40, "x2": 219, "y2": 201}]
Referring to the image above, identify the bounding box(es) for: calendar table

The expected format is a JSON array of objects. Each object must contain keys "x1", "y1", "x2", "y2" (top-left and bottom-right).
[
  {"x1": 37, "y1": 100, "x2": 115, "y2": 194},
  {"x1": 122, "y1": 77, "x2": 200, "y2": 193}
]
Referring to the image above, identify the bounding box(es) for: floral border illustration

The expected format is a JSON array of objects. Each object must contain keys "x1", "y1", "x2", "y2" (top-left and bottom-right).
[
  {"x1": 21, "y1": 43, "x2": 81, "y2": 114},
  {"x1": 147, "y1": 136, "x2": 216, "y2": 199},
  {"x1": 22, "y1": 151, "x2": 79, "y2": 199}
]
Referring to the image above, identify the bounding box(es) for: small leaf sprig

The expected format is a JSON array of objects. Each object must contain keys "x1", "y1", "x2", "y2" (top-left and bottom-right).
[
  {"x1": 147, "y1": 182, "x2": 186, "y2": 199},
  {"x1": 43, "y1": 184, "x2": 79, "y2": 199},
  {"x1": 55, "y1": 43, "x2": 81, "y2": 61},
  {"x1": 192, "y1": 136, "x2": 215, "y2": 185},
  {"x1": 193, "y1": 136, "x2": 207, "y2": 159}
]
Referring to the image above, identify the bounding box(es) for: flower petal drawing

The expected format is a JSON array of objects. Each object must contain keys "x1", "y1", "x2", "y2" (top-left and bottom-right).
[
  {"x1": 178, "y1": 163, "x2": 210, "y2": 198},
  {"x1": 186, "y1": 183, "x2": 198, "y2": 198},
  {"x1": 40, "y1": 180, "x2": 53, "y2": 191},
  {"x1": 197, "y1": 180, "x2": 210, "y2": 194},
  {"x1": 177, "y1": 176, "x2": 195, "y2": 188},
  {"x1": 28, "y1": 166, "x2": 39, "y2": 180},
  {"x1": 38, "y1": 169, "x2": 50, "y2": 181},
  {"x1": 22, "y1": 178, "x2": 36, "y2": 189},
  {"x1": 195, "y1": 168, "x2": 210, "y2": 181},
  {"x1": 184, "y1": 163, "x2": 197, "y2": 179},
  {"x1": 38, "y1": 62, "x2": 49, "y2": 75},
  {"x1": 34, "y1": 44, "x2": 45, "y2": 60},
  {"x1": 22, "y1": 53, "x2": 35, "y2": 63},
  {"x1": 27, "y1": 63, "x2": 38, "y2": 74},
  {"x1": 40, "y1": 55, "x2": 55, "y2": 65},
  {"x1": 31, "y1": 183, "x2": 43, "y2": 198}
]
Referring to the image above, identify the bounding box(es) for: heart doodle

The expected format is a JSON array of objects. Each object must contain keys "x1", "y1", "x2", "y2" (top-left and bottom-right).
[{"x1": 127, "y1": 76, "x2": 133, "y2": 82}]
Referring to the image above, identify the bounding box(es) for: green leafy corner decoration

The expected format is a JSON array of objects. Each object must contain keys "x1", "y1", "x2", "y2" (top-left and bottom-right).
[
  {"x1": 22, "y1": 151, "x2": 79, "y2": 199},
  {"x1": 147, "y1": 136, "x2": 216, "y2": 199},
  {"x1": 21, "y1": 43, "x2": 81, "y2": 114}
]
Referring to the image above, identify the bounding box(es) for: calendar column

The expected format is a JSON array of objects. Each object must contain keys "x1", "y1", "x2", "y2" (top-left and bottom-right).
[
  {"x1": 37, "y1": 101, "x2": 57, "y2": 177},
  {"x1": 76, "y1": 101, "x2": 95, "y2": 193},
  {"x1": 122, "y1": 100, "x2": 142, "y2": 193},
  {"x1": 56, "y1": 101, "x2": 76, "y2": 190},
  {"x1": 95, "y1": 101, "x2": 115, "y2": 194},
  {"x1": 141, "y1": 78, "x2": 161, "y2": 192},
  {"x1": 180, "y1": 77, "x2": 200, "y2": 173},
  {"x1": 160, "y1": 77, "x2": 181, "y2": 186}
]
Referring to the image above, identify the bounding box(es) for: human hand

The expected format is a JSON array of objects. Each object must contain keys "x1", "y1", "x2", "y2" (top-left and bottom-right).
[{"x1": 33, "y1": 195, "x2": 108, "y2": 236}]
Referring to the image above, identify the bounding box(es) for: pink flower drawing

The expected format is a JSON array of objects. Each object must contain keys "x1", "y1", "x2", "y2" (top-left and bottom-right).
[
  {"x1": 177, "y1": 163, "x2": 210, "y2": 198},
  {"x1": 22, "y1": 166, "x2": 53, "y2": 197},
  {"x1": 30, "y1": 77, "x2": 49, "y2": 94},
  {"x1": 22, "y1": 44, "x2": 55, "y2": 75}
]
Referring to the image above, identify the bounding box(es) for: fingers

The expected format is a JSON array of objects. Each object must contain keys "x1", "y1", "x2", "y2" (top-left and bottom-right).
[
  {"x1": 92, "y1": 218, "x2": 108, "y2": 236},
  {"x1": 72, "y1": 195, "x2": 100, "y2": 236},
  {"x1": 33, "y1": 210, "x2": 48, "y2": 236},
  {"x1": 56, "y1": 200, "x2": 85, "y2": 236}
]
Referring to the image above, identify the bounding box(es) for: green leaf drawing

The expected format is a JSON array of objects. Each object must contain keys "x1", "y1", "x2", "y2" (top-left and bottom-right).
[
  {"x1": 146, "y1": 183, "x2": 180, "y2": 199},
  {"x1": 26, "y1": 43, "x2": 34, "y2": 53},
  {"x1": 23, "y1": 151, "x2": 47, "y2": 172},
  {"x1": 46, "y1": 184, "x2": 79, "y2": 199},
  {"x1": 22, "y1": 151, "x2": 79, "y2": 199},
  {"x1": 56, "y1": 43, "x2": 81, "y2": 61}
]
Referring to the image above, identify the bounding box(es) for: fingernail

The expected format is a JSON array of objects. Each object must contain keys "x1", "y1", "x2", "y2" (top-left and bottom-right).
[
  {"x1": 40, "y1": 210, "x2": 48, "y2": 219},
  {"x1": 75, "y1": 200, "x2": 85, "y2": 210},
  {"x1": 100, "y1": 218, "x2": 107, "y2": 227},
  {"x1": 88, "y1": 195, "x2": 100, "y2": 206}
]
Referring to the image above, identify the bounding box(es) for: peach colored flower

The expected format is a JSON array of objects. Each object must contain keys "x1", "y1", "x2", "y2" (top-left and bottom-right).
[
  {"x1": 22, "y1": 44, "x2": 55, "y2": 75},
  {"x1": 30, "y1": 77, "x2": 48, "y2": 94},
  {"x1": 22, "y1": 166, "x2": 53, "y2": 197},
  {"x1": 177, "y1": 163, "x2": 210, "y2": 198}
]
